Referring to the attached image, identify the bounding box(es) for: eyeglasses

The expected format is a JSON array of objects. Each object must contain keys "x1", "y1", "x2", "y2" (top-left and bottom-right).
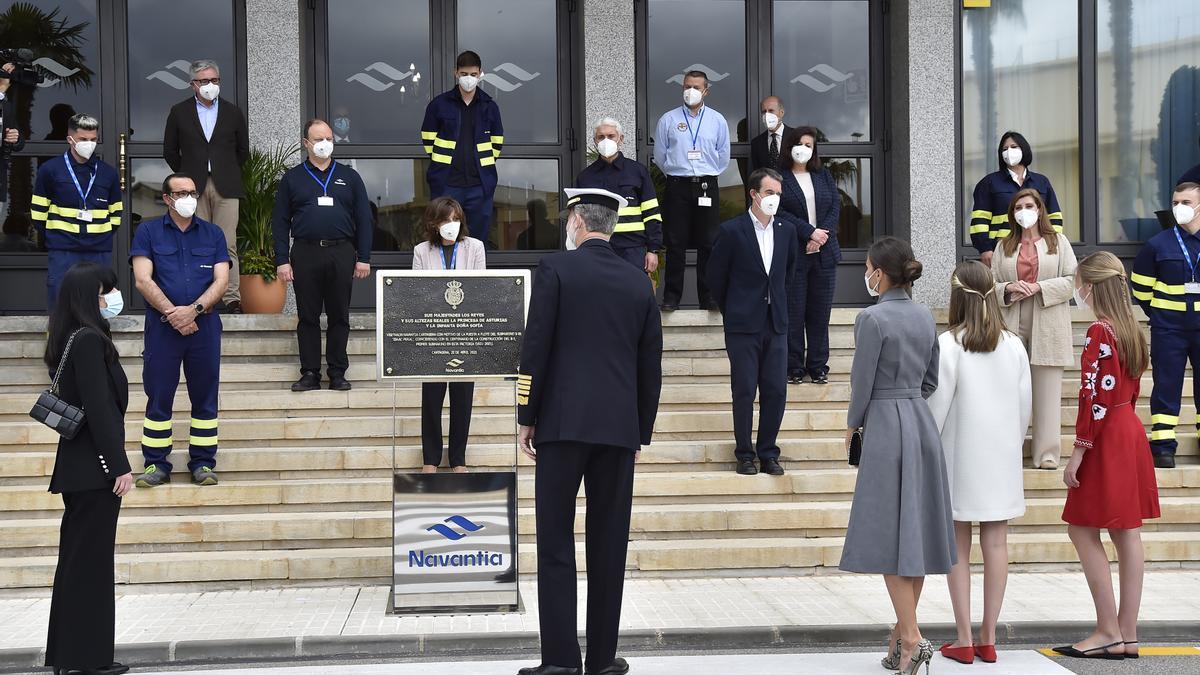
[
  {"x1": 168, "y1": 190, "x2": 200, "y2": 199},
  {"x1": 191, "y1": 78, "x2": 221, "y2": 86}
]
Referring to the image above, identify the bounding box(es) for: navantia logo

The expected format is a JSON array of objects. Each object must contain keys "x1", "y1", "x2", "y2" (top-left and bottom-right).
[
  {"x1": 426, "y1": 515, "x2": 485, "y2": 541},
  {"x1": 346, "y1": 62, "x2": 415, "y2": 92},
  {"x1": 145, "y1": 60, "x2": 193, "y2": 90},
  {"x1": 480, "y1": 63, "x2": 541, "y2": 93},
  {"x1": 790, "y1": 64, "x2": 853, "y2": 93},
  {"x1": 665, "y1": 63, "x2": 730, "y2": 85},
  {"x1": 34, "y1": 57, "x2": 81, "y2": 88}
]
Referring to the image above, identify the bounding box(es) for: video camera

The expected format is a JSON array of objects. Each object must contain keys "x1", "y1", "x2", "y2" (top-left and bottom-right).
[{"x1": 0, "y1": 48, "x2": 45, "y2": 87}]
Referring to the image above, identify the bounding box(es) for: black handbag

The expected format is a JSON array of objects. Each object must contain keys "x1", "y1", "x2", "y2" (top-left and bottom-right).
[
  {"x1": 29, "y1": 329, "x2": 86, "y2": 440},
  {"x1": 848, "y1": 429, "x2": 863, "y2": 466}
]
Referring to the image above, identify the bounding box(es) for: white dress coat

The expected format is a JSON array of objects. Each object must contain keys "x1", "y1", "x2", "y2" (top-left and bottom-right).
[{"x1": 926, "y1": 330, "x2": 1032, "y2": 522}]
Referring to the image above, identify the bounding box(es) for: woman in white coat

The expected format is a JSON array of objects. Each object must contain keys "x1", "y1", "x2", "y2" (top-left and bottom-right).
[{"x1": 926, "y1": 261, "x2": 1032, "y2": 665}]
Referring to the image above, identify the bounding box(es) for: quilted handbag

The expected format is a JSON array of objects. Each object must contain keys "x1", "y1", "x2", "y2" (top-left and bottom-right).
[{"x1": 29, "y1": 329, "x2": 86, "y2": 440}]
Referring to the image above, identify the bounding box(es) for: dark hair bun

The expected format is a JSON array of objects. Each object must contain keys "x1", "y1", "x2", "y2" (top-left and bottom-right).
[{"x1": 903, "y1": 260, "x2": 923, "y2": 284}]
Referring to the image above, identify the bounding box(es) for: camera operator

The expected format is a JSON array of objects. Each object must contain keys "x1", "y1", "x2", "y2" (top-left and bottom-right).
[{"x1": 0, "y1": 62, "x2": 27, "y2": 221}]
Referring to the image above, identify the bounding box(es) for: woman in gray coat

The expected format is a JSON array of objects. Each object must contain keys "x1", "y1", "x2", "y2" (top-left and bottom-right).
[{"x1": 840, "y1": 237, "x2": 956, "y2": 675}]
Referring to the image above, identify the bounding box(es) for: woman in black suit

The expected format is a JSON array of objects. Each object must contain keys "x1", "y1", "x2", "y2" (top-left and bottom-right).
[
  {"x1": 778, "y1": 127, "x2": 842, "y2": 384},
  {"x1": 44, "y1": 263, "x2": 133, "y2": 675}
]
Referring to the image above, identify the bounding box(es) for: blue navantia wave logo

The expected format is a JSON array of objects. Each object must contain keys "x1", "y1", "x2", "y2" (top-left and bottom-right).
[{"x1": 426, "y1": 515, "x2": 485, "y2": 541}]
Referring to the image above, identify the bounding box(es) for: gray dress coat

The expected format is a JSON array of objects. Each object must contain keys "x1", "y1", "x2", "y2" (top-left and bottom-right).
[{"x1": 838, "y1": 288, "x2": 957, "y2": 576}]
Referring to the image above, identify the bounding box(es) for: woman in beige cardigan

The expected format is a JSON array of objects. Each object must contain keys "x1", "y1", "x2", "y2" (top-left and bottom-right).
[
  {"x1": 413, "y1": 197, "x2": 486, "y2": 472},
  {"x1": 992, "y1": 188, "x2": 1077, "y2": 469}
]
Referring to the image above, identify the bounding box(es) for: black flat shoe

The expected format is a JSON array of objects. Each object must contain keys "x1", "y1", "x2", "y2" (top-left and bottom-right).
[
  {"x1": 291, "y1": 372, "x2": 321, "y2": 392},
  {"x1": 735, "y1": 458, "x2": 758, "y2": 475},
  {"x1": 517, "y1": 666, "x2": 583, "y2": 675},
  {"x1": 328, "y1": 376, "x2": 352, "y2": 391},
  {"x1": 586, "y1": 657, "x2": 629, "y2": 675},
  {"x1": 660, "y1": 302, "x2": 678, "y2": 312},
  {"x1": 1153, "y1": 454, "x2": 1175, "y2": 468},
  {"x1": 761, "y1": 458, "x2": 785, "y2": 476},
  {"x1": 1052, "y1": 641, "x2": 1125, "y2": 660},
  {"x1": 1124, "y1": 641, "x2": 1139, "y2": 659}
]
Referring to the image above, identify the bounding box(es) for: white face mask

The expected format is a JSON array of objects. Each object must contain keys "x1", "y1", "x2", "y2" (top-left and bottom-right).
[
  {"x1": 596, "y1": 138, "x2": 619, "y2": 158},
  {"x1": 791, "y1": 145, "x2": 813, "y2": 164},
  {"x1": 1002, "y1": 147, "x2": 1023, "y2": 167},
  {"x1": 1073, "y1": 285, "x2": 1091, "y2": 308},
  {"x1": 565, "y1": 216, "x2": 580, "y2": 251},
  {"x1": 1015, "y1": 208, "x2": 1039, "y2": 230},
  {"x1": 1173, "y1": 203, "x2": 1197, "y2": 227},
  {"x1": 439, "y1": 221, "x2": 461, "y2": 242},
  {"x1": 864, "y1": 269, "x2": 881, "y2": 297},
  {"x1": 683, "y1": 87, "x2": 704, "y2": 107},
  {"x1": 198, "y1": 82, "x2": 220, "y2": 101},
  {"x1": 762, "y1": 112, "x2": 780, "y2": 131},
  {"x1": 100, "y1": 289, "x2": 123, "y2": 319},
  {"x1": 71, "y1": 139, "x2": 97, "y2": 161},
  {"x1": 311, "y1": 139, "x2": 334, "y2": 159},
  {"x1": 757, "y1": 193, "x2": 780, "y2": 217},
  {"x1": 173, "y1": 195, "x2": 198, "y2": 219},
  {"x1": 458, "y1": 75, "x2": 480, "y2": 92}
]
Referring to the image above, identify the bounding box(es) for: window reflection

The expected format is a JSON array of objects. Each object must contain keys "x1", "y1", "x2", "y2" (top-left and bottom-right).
[
  {"x1": 0, "y1": 156, "x2": 53, "y2": 252},
  {"x1": 457, "y1": 0, "x2": 558, "y2": 143},
  {"x1": 826, "y1": 156, "x2": 872, "y2": 248},
  {"x1": 494, "y1": 158, "x2": 560, "y2": 250},
  {"x1": 1098, "y1": 0, "x2": 1200, "y2": 242},
  {"x1": 772, "y1": 0, "x2": 871, "y2": 142},
  {"x1": 327, "y1": 0, "x2": 431, "y2": 143},
  {"x1": 647, "y1": 0, "x2": 746, "y2": 142},
  {"x1": 126, "y1": 0, "x2": 236, "y2": 144},
  {"x1": 961, "y1": 0, "x2": 1080, "y2": 243}
]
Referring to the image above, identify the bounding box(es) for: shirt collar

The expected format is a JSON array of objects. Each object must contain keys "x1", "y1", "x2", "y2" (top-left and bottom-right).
[
  {"x1": 747, "y1": 209, "x2": 772, "y2": 230},
  {"x1": 685, "y1": 105, "x2": 706, "y2": 118},
  {"x1": 195, "y1": 96, "x2": 218, "y2": 112},
  {"x1": 1178, "y1": 225, "x2": 1200, "y2": 242},
  {"x1": 162, "y1": 212, "x2": 196, "y2": 233},
  {"x1": 1007, "y1": 166, "x2": 1026, "y2": 184}
]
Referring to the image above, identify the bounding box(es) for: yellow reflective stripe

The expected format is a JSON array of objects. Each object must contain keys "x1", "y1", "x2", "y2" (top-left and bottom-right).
[
  {"x1": 1052, "y1": 224, "x2": 1064, "y2": 232},
  {"x1": 1155, "y1": 281, "x2": 1187, "y2": 295},
  {"x1": 31, "y1": 210, "x2": 48, "y2": 222},
  {"x1": 1150, "y1": 297, "x2": 1188, "y2": 311},
  {"x1": 990, "y1": 214, "x2": 1009, "y2": 224},
  {"x1": 143, "y1": 418, "x2": 172, "y2": 431},
  {"x1": 32, "y1": 194, "x2": 51, "y2": 206},
  {"x1": 970, "y1": 209, "x2": 992, "y2": 220},
  {"x1": 617, "y1": 206, "x2": 642, "y2": 216},
  {"x1": 490, "y1": 135, "x2": 504, "y2": 144},
  {"x1": 479, "y1": 156, "x2": 495, "y2": 166},
  {"x1": 431, "y1": 154, "x2": 452, "y2": 165},
  {"x1": 1047, "y1": 212, "x2": 1063, "y2": 221},
  {"x1": 45, "y1": 220, "x2": 81, "y2": 233},
  {"x1": 140, "y1": 434, "x2": 173, "y2": 448},
  {"x1": 476, "y1": 142, "x2": 493, "y2": 152},
  {"x1": 1151, "y1": 413, "x2": 1180, "y2": 426},
  {"x1": 422, "y1": 145, "x2": 434, "y2": 156},
  {"x1": 517, "y1": 397, "x2": 529, "y2": 405},
  {"x1": 644, "y1": 213, "x2": 663, "y2": 223},
  {"x1": 108, "y1": 201, "x2": 124, "y2": 212},
  {"x1": 1132, "y1": 289, "x2": 1153, "y2": 301},
  {"x1": 992, "y1": 228, "x2": 1012, "y2": 239},
  {"x1": 1150, "y1": 429, "x2": 1176, "y2": 441},
  {"x1": 1130, "y1": 272, "x2": 1156, "y2": 288},
  {"x1": 641, "y1": 198, "x2": 659, "y2": 210},
  {"x1": 47, "y1": 205, "x2": 113, "y2": 219},
  {"x1": 189, "y1": 435, "x2": 218, "y2": 447},
  {"x1": 614, "y1": 223, "x2": 646, "y2": 233},
  {"x1": 969, "y1": 224, "x2": 990, "y2": 234},
  {"x1": 88, "y1": 222, "x2": 113, "y2": 233},
  {"x1": 190, "y1": 418, "x2": 218, "y2": 430},
  {"x1": 421, "y1": 131, "x2": 437, "y2": 140},
  {"x1": 432, "y1": 137, "x2": 456, "y2": 149}
]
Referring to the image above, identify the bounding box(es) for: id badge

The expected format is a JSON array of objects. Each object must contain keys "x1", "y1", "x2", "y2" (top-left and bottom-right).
[
  {"x1": 687, "y1": 149, "x2": 702, "y2": 162},
  {"x1": 698, "y1": 196, "x2": 713, "y2": 207},
  {"x1": 318, "y1": 196, "x2": 334, "y2": 207},
  {"x1": 1186, "y1": 282, "x2": 1200, "y2": 294},
  {"x1": 77, "y1": 210, "x2": 93, "y2": 222}
]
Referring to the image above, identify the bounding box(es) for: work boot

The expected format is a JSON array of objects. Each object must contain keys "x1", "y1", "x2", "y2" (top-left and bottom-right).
[{"x1": 135, "y1": 465, "x2": 170, "y2": 488}]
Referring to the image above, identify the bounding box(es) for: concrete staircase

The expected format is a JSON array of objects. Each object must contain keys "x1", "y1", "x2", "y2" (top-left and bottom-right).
[{"x1": 0, "y1": 310, "x2": 1196, "y2": 590}]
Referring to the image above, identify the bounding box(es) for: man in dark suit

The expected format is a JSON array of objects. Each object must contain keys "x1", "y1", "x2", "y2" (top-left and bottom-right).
[
  {"x1": 515, "y1": 187, "x2": 663, "y2": 675},
  {"x1": 749, "y1": 96, "x2": 787, "y2": 174},
  {"x1": 162, "y1": 59, "x2": 249, "y2": 312},
  {"x1": 707, "y1": 168, "x2": 799, "y2": 476}
]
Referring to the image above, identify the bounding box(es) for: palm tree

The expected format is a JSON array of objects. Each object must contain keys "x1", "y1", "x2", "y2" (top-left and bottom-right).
[{"x1": 0, "y1": 2, "x2": 93, "y2": 231}]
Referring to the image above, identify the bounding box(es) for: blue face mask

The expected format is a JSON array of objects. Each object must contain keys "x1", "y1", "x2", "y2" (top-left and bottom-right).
[{"x1": 100, "y1": 289, "x2": 123, "y2": 319}]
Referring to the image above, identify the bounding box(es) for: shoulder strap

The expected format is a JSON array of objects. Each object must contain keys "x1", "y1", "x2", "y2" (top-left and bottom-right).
[{"x1": 50, "y1": 328, "x2": 86, "y2": 394}]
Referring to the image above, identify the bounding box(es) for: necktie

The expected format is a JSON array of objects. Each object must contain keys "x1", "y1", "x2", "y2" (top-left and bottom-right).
[{"x1": 768, "y1": 133, "x2": 779, "y2": 169}]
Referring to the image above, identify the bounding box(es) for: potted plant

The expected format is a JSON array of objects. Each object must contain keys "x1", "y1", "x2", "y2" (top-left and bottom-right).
[{"x1": 237, "y1": 143, "x2": 299, "y2": 313}]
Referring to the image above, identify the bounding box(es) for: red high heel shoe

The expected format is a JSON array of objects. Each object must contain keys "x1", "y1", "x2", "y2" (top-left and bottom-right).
[
  {"x1": 940, "y1": 643, "x2": 975, "y2": 664},
  {"x1": 975, "y1": 644, "x2": 998, "y2": 663}
]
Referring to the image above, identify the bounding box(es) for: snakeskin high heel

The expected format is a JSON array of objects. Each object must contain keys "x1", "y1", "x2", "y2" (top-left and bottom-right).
[
  {"x1": 881, "y1": 637, "x2": 902, "y2": 670},
  {"x1": 901, "y1": 639, "x2": 934, "y2": 674}
]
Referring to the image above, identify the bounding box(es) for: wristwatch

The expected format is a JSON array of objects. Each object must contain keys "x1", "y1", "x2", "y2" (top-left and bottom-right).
[{"x1": 194, "y1": 302, "x2": 205, "y2": 315}]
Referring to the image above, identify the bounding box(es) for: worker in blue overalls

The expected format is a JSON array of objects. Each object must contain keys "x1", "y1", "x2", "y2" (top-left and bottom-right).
[
  {"x1": 1130, "y1": 181, "x2": 1200, "y2": 469},
  {"x1": 130, "y1": 172, "x2": 230, "y2": 487}
]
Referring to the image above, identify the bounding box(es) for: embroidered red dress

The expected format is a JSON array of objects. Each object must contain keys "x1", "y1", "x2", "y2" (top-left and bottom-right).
[{"x1": 1062, "y1": 321, "x2": 1161, "y2": 528}]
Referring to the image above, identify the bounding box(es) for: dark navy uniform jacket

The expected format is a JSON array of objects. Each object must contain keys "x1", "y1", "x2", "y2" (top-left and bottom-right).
[
  {"x1": 969, "y1": 169, "x2": 1063, "y2": 253},
  {"x1": 130, "y1": 213, "x2": 230, "y2": 315},
  {"x1": 31, "y1": 154, "x2": 123, "y2": 252},
  {"x1": 420, "y1": 88, "x2": 504, "y2": 196},
  {"x1": 516, "y1": 238, "x2": 663, "y2": 450},
  {"x1": 575, "y1": 153, "x2": 663, "y2": 251},
  {"x1": 1132, "y1": 225, "x2": 1200, "y2": 331}
]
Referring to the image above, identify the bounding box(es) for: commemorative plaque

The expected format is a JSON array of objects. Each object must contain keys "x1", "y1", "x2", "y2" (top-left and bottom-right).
[{"x1": 375, "y1": 270, "x2": 531, "y2": 381}]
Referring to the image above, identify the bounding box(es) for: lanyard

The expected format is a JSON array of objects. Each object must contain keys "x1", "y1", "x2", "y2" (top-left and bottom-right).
[
  {"x1": 681, "y1": 106, "x2": 705, "y2": 150},
  {"x1": 1174, "y1": 226, "x2": 1200, "y2": 282},
  {"x1": 303, "y1": 160, "x2": 336, "y2": 196},
  {"x1": 63, "y1": 152, "x2": 97, "y2": 209},
  {"x1": 443, "y1": 243, "x2": 459, "y2": 270}
]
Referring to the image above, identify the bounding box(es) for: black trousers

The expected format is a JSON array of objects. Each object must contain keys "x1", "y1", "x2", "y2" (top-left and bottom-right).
[
  {"x1": 421, "y1": 381, "x2": 474, "y2": 467},
  {"x1": 787, "y1": 251, "x2": 837, "y2": 379},
  {"x1": 611, "y1": 244, "x2": 647, "y2": 272},
  {"x1": 292, "y1": 239, "x2": 355, "y2": 378},
  {"x1": 46, "y1": 488, "x2": 122, "y2": 669},
  {"x1": 535, "y1": 441, "x2": 635, "y2": 671},
  {"x1": 725, "y1": 327, "x2": 787, "y2": 462},
  {"x1": 661, "y1": 177, "x2": 720, "y2": 305}
]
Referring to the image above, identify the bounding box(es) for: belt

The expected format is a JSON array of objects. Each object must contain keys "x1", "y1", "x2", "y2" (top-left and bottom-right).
[
  {"x1": 667, "y1": 175, "x2": 717, "y2": 183},
  {"x1": 871, "y1": 387, "x2": 923, "y2": 400},
  {"x1": 298, "y1": 238, "x2": 349, "y2": 247}
]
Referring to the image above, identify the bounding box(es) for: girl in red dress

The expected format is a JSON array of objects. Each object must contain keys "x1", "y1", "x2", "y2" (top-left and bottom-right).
[{"x1": 1055, "y1": 251, "x2": 1160, "y2": 661}]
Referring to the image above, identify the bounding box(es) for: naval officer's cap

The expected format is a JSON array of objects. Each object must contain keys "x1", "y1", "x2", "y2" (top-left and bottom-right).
[{"x1": 563, "y1": 187, "x2": 628, "y2": 214}]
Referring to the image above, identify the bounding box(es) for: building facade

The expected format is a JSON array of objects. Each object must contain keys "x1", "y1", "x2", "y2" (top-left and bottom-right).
[{"x1": 1, "y1": 0, "x2": 1197, "y2": 313}]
